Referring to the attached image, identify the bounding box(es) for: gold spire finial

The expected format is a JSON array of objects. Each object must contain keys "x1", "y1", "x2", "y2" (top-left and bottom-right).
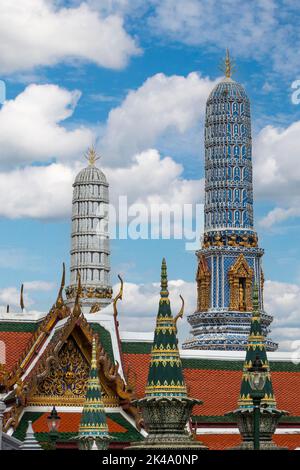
[
  {"x1": 85, "y1": 146, "x2": 100, "y2": 167},
  {"x1": 160, "y1": 257, "x2": 169, "y2": 300},
  {"x1": 220, "y1": 49, "x2": 235, "y2": 78}
]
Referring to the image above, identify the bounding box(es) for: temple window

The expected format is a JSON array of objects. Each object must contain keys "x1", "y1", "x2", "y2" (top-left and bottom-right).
[{"x1": 228, "y1": 255, "x2": 253, "y2": 312}]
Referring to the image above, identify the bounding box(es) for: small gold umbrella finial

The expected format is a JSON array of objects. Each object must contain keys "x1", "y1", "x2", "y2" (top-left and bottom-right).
[{"x1": 85, "y1": 147, "x2": 100, "y2": 167}]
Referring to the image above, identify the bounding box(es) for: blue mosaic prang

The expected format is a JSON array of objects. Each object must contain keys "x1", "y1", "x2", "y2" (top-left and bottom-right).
[
  {"x1": 204, "y1": 79, "x2": 253, "y2": 233},
  {"x1": 183, "y1": 73, "x2": 277, "y2": 352}
]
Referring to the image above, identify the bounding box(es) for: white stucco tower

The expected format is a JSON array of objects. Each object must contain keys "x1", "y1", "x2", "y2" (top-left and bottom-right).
[{"x1": 65, "y1": 148, "x2": 113, "y2": 312}]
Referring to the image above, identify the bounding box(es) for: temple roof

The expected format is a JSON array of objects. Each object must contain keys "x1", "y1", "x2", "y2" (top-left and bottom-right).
[
  {"x1": 121, "y1": 341, "x2": 300, "y2": 423},
  {"x1": 13, "y1": 411, "x2": 143, "y2": 448},
  {"x1": 74, "y1": 165, "x2": 107, "y2": 185},
  {"x1": 208, "y1": 78, "x2": 248, "y2": 100}
]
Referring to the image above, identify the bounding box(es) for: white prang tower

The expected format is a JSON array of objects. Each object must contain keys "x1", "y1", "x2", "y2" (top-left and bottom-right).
[{"x1": 65, "y1": 148, "x2": 112, "y2": 312}]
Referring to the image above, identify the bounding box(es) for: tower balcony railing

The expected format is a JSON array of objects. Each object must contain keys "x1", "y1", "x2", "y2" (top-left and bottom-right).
[
  {"x1": 187, "y1": 310, "x2": 273, "y2": 325},
  {"x1": 205, "y1": 115, "x2": 251, "y2": 125},
  {"x1": 71, "y1": 213, "x2": 108, "y2": 220},
  {"x1": 70, "y1": 263, "x2": 110, "y2": 271},
  {"x1": 204, "y1": 136, "x2": 252, "y2": 146},
  {"x1": 205, "y1": 158, "x2": 253, "y2": 168},
  {"x1": 71, "y1": 242, "x2": 110, "y2": 251},
  {"x1": 72, "y1": 196, "x2": 109, "y2": 204},
  {"x1": 205, "y1": 179, "x2": 253, "y2": 188},
  {"x1": 205, "y1": 137, "x2": 251, "y2": 147},
  {"x1": 71, "y1": 230, "x2": 110, "y2": 236}
]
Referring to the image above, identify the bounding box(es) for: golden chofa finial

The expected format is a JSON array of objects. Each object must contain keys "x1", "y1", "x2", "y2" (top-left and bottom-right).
[
  {"x1": 20, "y1": 283, "x2": 25, "y2": 312},
  {"x1": 220, "y1": 49, "x2": 235, "y2": 78},
  {"x1": 55, "y1": 262, "x2": 65, "y2": 309},
  {"x1": 85, "y1": 146, "x2": 100, "y2": 167},
  {"x1": 73, "y1": 271, "x2": 82, "y2": 318}
]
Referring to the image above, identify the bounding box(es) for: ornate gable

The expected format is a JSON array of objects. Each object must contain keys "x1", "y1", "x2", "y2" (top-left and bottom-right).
[{"x1": 31, "y1": 335, "x2": 90, "y2": 405}]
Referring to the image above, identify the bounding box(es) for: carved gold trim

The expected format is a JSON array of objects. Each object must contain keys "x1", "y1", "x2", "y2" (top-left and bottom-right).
[{"x1": 196, "y1": 255, "x2": 211, "y2": 311}]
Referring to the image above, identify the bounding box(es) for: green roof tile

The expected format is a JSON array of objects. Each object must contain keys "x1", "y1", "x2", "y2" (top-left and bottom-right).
[
  {"x1": 0, "y1": 322, "x2": 41, "y2": 332},
  {"x1": 89, "y1": 323, "x2": 114, "y2": 363}
]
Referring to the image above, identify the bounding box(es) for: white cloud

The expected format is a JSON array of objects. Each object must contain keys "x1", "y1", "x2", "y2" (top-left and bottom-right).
[
  {"x1": 106, "y1": 149, "x2": 203, "y2": 206},
  {"x1": 0, "y1": 287, "x2": 26, "y2": 308},
  {"x1": 253, "y1": 121, "x2": 300, "y2": 227},
  {"x1": 0, "y1": 280, "x2": 54, "y2": 308},
  {"x1": 117, "y1": 277, "x2": 300, "y2": 350},
  {"x1": 24, "y1": 281, "x2": 54, "y2": 291},
  {"x1": 0, "y1": 71, "x2": 211, "y2": 219},
  {"x1": 150, "y1": 0, "x2": 276, "y2": 51},
  {"x1": 264, "y1": 280, "x2": 300, "y2": 351},
  {"x1": 0, "y1": 83, "x2": 94, "y2": 167},
  {"x1": 0, "y1": 0, "x2": 140, "y2": 74},
  {"x1": 259, "y1": 207, "x2": 300, "y2": 229},
  {"x1": 70, "y1": 0, "x2": 147, "y2": 17},
  {"x1": 148, "y1": 0, "x2": 300, "y2": 76},
  {"x1": 117, "y1": 278, "x2": 195, "y2": 343},
  {"x1": 0, "y1": 163, "x2": 75, "y2": 219},
  {"x1": 0, "y1": 150, "x2": 203, "y2": 220},
  {"x1": 102, "y1": 72, "x2": 216, "y2": 164}
]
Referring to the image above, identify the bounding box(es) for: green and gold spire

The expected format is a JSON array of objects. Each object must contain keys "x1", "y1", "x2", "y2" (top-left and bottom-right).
[
  {"x1": 238, "y1": 285, "x2": 276, "y2": 409},
  {"x1": 78, "y1": 336, "x2": 110, "y2": 449},
  {"x1": 145, "y1": 258, "x2": 187, "y2": 398}
]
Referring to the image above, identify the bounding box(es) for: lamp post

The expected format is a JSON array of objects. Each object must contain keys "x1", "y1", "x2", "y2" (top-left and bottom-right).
[
  {"x1": 248, "y1": 355, "x2": 267, "y2": 450},
  {"x1": 47, "y1": 406, "x2": 61, "y2": 450}
]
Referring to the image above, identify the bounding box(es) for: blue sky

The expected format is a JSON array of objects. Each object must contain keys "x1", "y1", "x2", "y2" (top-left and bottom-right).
[{"x1": 0, "y1": 1, "x2": 300, "y2": 349}]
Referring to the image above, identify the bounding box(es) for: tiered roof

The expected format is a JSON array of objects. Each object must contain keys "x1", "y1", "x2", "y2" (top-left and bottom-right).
[
  {"x1": 238, "y1": 286, "x2": 276, "y2": 409},
  {"x1": 78, "y1": 337, "x2": 110, "y2": 444},
  {"x1": 145, "y1": 258, "x2": 186, "y2": 398}
]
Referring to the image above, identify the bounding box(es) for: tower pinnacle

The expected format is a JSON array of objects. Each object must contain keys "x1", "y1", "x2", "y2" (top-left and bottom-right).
[
  {"x1": 160, "y1": 257, "x2": 169, "y2": 301},
  {"x1": 130, "y1": 259, "x2": 206, "y2": 449},
  {"x1": 66, "y1": 148, "x2": 112, "y2": 312},
  {"x1": 77, "y1": 336, "x2": 111, "y2": 450},
  {"x1": 183, "y1": 55, "x2": 277, "y2": 351},
  {"x1": 221, "y1": 48, "x2": 234, "y2": 78},
  {"x1": 85, "y1": 147, "x2": 100, "y2": 167}
]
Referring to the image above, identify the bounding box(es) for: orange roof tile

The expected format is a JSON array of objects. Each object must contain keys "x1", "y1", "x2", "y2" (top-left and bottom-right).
[
  {"x1": 196, "y1": 433, "x2": 300, "y2": 450},
  {"x1": 196, "y1": 433, "x2": 241, "y2": 450},
  {"x1": 0, "y1": 332, "x2": 33, "y2": 370},
  {"x1": 123, "y1": 353, "x2": 150, "y2": 398},
  {"x1": 123, "y1": 352, "x2": 300, "y2": 418},
  {"x1": 184, "y1": 369, "x2": 241, "y2": 416},
  {"x1": 33, "y1": 413, "x2": 126, "y2": 433},
  {"x1": 273, "y1": 434, "x2": 300, "y2": 450}
]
